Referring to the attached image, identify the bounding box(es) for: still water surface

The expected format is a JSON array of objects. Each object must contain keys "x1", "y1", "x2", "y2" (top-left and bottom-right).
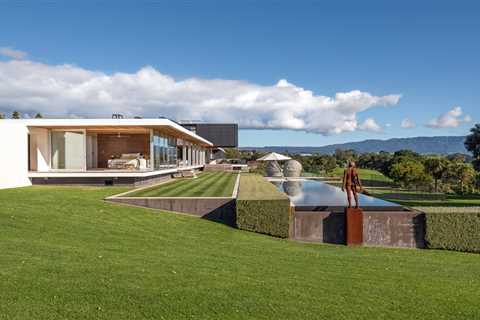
[{"x1": 272, "y1": 179, "x2": 397, "y2": 207}]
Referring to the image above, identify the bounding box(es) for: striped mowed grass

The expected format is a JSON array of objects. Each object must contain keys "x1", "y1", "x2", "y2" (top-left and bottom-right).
[{"x1": 128, "y1": 172, "x2": 238, "y2": 197}]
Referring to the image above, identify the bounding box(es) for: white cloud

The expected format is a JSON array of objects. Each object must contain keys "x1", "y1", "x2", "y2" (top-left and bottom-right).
[
  {"x1": 358, "y1": 118, "x2": 383, "y2": 132},
  {"x1": 401, "y1": 118, "x2": 416, "y2": 129},
  {"x1": 0, "y1": 47, "x2": 27, "y2": 59},
  {"x1": 426, "y1": 106, "x2": 472, "y2": 128},
  {"x1": 0, "y1": 59, "x2": 401, "y2": 135}
]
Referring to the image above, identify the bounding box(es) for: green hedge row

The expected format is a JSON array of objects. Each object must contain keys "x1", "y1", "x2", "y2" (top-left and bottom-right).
[
  {"x1": 236, "y1": 175, "x2": 291, "y2": 238},
  {"x1": 425, "y1": 212, "x2": 480, "y2": 253}
]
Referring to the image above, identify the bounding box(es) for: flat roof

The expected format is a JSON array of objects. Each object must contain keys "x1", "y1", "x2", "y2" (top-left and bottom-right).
[{"x1": 3, "y1": 118, "x2": 213, "y2": 147}]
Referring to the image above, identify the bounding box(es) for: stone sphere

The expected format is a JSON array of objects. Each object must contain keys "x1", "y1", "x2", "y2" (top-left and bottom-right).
[
  {"x1": 266, "y1": 161, "x2": 283, "y2": 177},
  {"x1": 283, "y1": 160, "x2": 302, "y2": 177}
]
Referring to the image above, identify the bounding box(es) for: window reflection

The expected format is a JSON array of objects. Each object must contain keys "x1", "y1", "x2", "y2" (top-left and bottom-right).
[{"x1": 153, "y1": 130, "x2": 177, "y2": 169}]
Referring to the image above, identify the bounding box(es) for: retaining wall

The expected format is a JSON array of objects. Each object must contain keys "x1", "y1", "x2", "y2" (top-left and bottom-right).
[{"x1": 292, "y1": 208, "x2": 425, "y2": 248}]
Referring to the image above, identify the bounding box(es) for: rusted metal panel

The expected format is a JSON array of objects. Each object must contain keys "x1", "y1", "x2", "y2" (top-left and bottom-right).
[
  {"x1": 363, "y1": 211, "x2": 425, "y2": 248},
  {"x1": 291, "y1": 207, "x2": 425, "y2": 248},
  {"x1": 292, "y1": 211, "x2": 345, "y2": 244},
  {"x1": 346, "y1": 208, "x2": 363, "y2": 246}
]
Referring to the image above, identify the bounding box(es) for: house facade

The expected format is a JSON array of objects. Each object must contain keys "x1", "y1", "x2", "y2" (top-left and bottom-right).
[{"x1": 0, "y1": 118, "x2": 214, "y2": 189}]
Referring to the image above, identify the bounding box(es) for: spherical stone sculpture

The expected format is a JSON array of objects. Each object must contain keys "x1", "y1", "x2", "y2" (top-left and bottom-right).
[
  {"x1": 283, "y1": 160, "x2": 302, "y2": 177},
  {"x1": 266, "y1": 161, "x2": 283, "y2": 177}
]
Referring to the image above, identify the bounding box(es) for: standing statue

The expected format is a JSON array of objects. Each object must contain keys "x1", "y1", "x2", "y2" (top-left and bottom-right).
[{"x1": 342, "y1": 161, "x2": 363, "y2": 208}]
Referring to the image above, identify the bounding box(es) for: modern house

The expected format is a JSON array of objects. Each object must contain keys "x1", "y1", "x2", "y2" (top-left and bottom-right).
[{"x1": 0, "y1": 118, "x2": 215, "y2": 189}]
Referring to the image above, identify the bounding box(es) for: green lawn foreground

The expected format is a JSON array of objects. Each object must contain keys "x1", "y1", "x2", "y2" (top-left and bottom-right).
[
  {"x1": 1, "y1": 186, "x2": 479, "y2": 320},
  {"x1": 127, "y1": 171, "x2": 238, "y2": 197}
]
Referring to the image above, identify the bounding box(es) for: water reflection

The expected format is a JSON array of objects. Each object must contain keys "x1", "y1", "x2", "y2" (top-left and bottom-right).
[
  {"x1": 274, "y1": 179, "x2": 396, "y2": 207},
  {"x1": 283, "y1": 180, "x2": 303, "y2": 197}
]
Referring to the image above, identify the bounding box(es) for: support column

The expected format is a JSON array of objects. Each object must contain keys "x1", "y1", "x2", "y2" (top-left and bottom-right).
[
  {"x1": 188, "y1": 144, "x2": 192, "y2": 166},
  {"x1": 182, "y1": 143, "x2": 187, "y2": 167}
]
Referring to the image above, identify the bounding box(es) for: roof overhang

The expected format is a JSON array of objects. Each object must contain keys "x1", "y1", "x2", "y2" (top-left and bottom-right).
[{"x1": 17, "y1": 118, "x2": 213, "y2": 147}]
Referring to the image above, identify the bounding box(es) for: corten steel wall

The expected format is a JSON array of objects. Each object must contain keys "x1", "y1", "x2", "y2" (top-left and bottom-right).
[
  {"x1": 292, "y1": 208, "x2": 425, "y2": 248},
  {"x1": 293, "y1": 211, "x2": 345, "y2": 244},
  {"x1": 363, "y1": 211, "x2": 425, "y2": 248},
  {"x1": 183, "y1": 124, "x2": 238, "y2": 147}
]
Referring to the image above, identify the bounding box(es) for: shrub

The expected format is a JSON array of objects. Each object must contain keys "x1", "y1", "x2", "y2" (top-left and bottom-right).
[
  {"x1": 425, "y1": 212, "x2": 480, "y2": 253},
  {"x1": 236, "y1": 174, "x2": 291, "y2": 238}
]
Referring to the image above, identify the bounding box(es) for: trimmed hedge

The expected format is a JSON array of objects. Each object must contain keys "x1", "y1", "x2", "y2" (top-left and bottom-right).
[
  {"x1": 425, "y1": 212, "x2": 480, "y2": 253},
  {"x1": 236, "y1": 175, "x2": 291, "y2": 238}
]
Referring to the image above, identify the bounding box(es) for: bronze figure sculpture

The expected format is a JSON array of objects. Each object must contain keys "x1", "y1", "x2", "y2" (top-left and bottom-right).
[{"x1": 342, "y1": 161, "x2": 363, "y2": 208}]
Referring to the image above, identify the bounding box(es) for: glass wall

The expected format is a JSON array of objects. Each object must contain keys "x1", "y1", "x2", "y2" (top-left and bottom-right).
[
  {"x1": 51, "y1": 130, "x2": 85, "y2": 170},
  {"x1": 153, "y1": 130, "x2": 177, "y2": 169}
]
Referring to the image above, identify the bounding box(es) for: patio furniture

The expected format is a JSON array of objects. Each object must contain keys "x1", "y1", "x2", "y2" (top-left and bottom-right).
[{"x1": 107, "y1": 153, "x2": 148, "y2": 170}]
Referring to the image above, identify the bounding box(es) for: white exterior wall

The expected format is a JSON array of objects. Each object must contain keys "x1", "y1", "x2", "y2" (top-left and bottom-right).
[{"x1": 0, "y1": 123, "x2": 31, "y2": 189}]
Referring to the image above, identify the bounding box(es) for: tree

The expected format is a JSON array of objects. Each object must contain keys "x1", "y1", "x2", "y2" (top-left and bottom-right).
[
  {"x1": 465, "y1": 124, "x2": 480, "y2": 171},
  {"x1": 334, "y1": 149, "x2": 358, "y2": 166},
  {"x1": 424, "y1": 157, "x2": 449, "y2": 192},
  {"x1": 0, "y1": 113, "x2": 5, "y2": 119},
  {"x1": 34, "y1": 113, "x2": 43, "y2": 118},
  {"x1": 323, "y1": 155, "x2": 337, "y2": 174},
  {"x1": 11, "y1": 111, "x2": 20, "y2": 119},
  {"x1": 446, "y1": 162, "x2": 475, "y2": 194},
  {"x1": 224, "y1": 148, "x2": 241, "y2": 159},
  {"x1": 446, "y1": 153, "x2": 468, "y2": 163},
  {"x1": 389, "y1": 159, "x2": 431, "y2": 189}
]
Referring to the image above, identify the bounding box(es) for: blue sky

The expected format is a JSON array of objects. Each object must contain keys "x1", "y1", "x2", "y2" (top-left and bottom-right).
[{"x1": 0, "y1": 0, "x2": 479, "y2": 146}]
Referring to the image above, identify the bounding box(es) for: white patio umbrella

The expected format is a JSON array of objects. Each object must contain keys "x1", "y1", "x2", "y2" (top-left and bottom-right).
[
  {"x1": 257, "y1": 152, "x2": 291, "y2": 162},
  {"x1": 257, "y1": 152, "x2": 291, "y2": 177}
]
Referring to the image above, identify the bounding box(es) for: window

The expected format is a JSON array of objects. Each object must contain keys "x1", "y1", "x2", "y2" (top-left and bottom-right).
[{"x1": 153, "y1": 131, "x2": 177, "y2": 169}]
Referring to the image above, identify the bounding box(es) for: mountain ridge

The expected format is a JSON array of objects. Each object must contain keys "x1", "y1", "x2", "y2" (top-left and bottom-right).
[{"x1": 240, "y1": 136, "x2": 468, "y2": 155}]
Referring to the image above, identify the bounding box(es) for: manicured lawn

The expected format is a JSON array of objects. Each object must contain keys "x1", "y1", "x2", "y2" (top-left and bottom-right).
[
  {"x1": 238, "y1": 174, "x2": 288, "y2": 199},
  {"x1": 1, "y1": 186, "x2": 479, "y2": 319},
  {"x1": 367, "y1": 187, "x2": 480, "y2": 207},
  {"x1": 127, "y1": 172, "x2": 238, "y2": 197}
]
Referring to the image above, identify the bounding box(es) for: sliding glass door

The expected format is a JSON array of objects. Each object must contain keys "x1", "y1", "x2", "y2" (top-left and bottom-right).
[
  {"x1": 153, "y1": 130, "x2": 177, "y2": 170},
  {"x1": 51, "y1": 130, "x2": 86, "y2": 170}
]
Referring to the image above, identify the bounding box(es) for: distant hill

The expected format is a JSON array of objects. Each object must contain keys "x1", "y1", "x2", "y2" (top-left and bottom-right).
[{"x1": 240, "y1": 136, "x2": 468, "y2": 155}]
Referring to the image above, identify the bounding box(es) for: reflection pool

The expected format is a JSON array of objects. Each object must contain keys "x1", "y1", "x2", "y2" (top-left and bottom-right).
[{"x1": 271, "y1": 179, "x2": 398, "y2": 207}]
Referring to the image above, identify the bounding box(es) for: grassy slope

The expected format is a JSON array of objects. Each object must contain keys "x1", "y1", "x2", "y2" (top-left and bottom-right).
[
  {"x1": 127, "y1": 172, "x2": 237, "y2": 197},
  {"x1": 237, "y1": 174, "x2": 288, "y2": 199},
  {"x1": 329, "y1": 168, "x2": 393, "y2": 183},
  {"x1": 1, "y1": 186, "x2": 480, "y2": 320}
]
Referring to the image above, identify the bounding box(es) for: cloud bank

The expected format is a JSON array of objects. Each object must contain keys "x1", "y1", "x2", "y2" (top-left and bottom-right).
[
  {"x1": 426, "y1": 106, "x2": 471, "y2": 128},
  {"x1": 0, "y1": 47, "x2": 27, "y2": 60},
  {"x1": 0, "y1": 59, "x2": 401, "y2": 134}
]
